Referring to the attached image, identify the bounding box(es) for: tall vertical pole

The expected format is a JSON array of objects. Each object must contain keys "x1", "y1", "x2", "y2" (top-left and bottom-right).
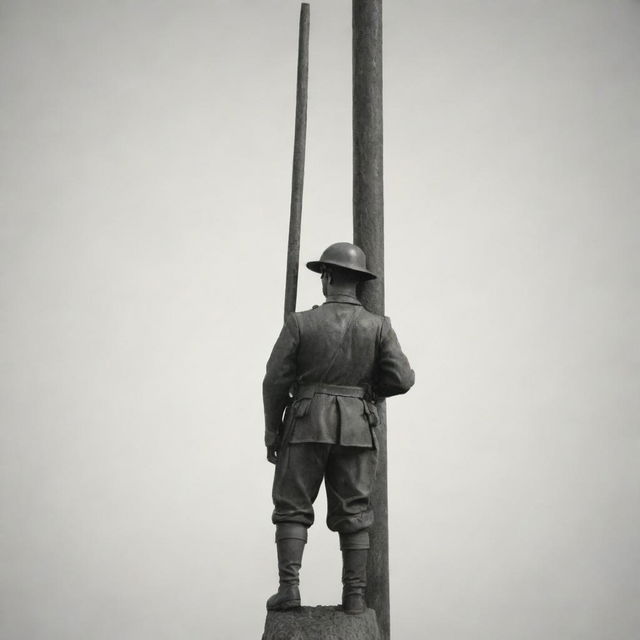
[
  {"x1": 284, "y1": 3, "x2": 310, "y2": 321},
  {"x1": 352, "y1": 1, "x2": 388, "y2": 638}
]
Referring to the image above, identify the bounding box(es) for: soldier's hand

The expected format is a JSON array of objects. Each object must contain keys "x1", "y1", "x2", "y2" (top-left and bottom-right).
[{"x1": 266, "y1": 445, "x2": 279, "y2": 465}]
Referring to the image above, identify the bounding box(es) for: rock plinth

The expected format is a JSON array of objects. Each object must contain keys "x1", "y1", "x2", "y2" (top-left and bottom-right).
[{"x1": 262, "y1": 606, "x2": 381, "y2": 640}]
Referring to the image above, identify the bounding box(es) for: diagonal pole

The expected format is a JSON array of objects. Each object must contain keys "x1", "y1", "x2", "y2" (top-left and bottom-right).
[
  {"x1": 352, "y1": 1, "x2": 389, "y2": 638},
  {"x1": 284, "y1": 3, "x2": 310, "y2": 322}
]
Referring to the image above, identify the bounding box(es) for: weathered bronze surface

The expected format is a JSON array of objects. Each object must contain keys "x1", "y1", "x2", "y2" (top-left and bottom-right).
[{"x1": 263, "y1": 244, "x2": 414, "y2": 620}]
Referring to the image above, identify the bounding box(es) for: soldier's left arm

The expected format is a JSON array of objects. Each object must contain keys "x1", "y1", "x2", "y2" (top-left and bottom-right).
[
  {"x1": 263, "y1": 313, "x2": 299, "y2": 449},
  {"x1": 374, "y1": 316, "x2": 415, "y2": 398}
]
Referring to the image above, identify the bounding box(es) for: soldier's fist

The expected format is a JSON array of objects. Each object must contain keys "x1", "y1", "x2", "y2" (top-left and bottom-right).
[{"x1": 267, "y1": 445, "x2": 279, "y2": 464}]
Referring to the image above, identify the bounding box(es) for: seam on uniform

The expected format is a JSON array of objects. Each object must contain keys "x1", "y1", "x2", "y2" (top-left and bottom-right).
[{"x1": 287, "y1": 313, "x2": 301, "y2": 356}]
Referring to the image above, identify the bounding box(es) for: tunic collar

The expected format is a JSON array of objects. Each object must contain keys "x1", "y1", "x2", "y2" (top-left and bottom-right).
[{"x1": 323, "y1": 294, "x2": 362, "y2": 306}]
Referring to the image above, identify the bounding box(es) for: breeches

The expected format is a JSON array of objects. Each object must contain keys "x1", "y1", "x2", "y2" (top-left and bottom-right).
[{"x1": 272, "y1": 442, "x2": 378, "y2": 533}]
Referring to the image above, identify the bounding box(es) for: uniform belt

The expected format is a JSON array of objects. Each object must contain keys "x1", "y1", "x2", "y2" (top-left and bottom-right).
[{"x1": 295, "y1": 383, "x2": 368, "y2": 400}]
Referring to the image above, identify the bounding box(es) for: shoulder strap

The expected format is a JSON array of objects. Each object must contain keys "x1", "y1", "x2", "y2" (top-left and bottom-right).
[{"x1": 318, "y1": 306, "x2": 362, "y2": 383}]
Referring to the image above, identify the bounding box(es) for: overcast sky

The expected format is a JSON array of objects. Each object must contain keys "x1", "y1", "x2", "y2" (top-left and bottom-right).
[{"x1": 1, "y1": 1, "x2": 639, "y2": 639}]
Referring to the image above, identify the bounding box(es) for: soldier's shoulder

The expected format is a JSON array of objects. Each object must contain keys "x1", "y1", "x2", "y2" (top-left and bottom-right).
[
  {"x1": 297, "y1": 304, "x2": 323, "y2": 316},
  {"x1": 355, "y1": 305, "x2": 385, "y2": 320},
  {"x1": 288, "y1": 305, "x2": 323, "y2": 326},
  {"x1": 355, "y1": 306, "x2": 386, "y2": 330},
  {"x1": 362, "y1": 307, "x2": 386, "y2": 320}
]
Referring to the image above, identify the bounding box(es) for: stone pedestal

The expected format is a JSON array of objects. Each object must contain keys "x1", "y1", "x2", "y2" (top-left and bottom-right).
[{"x1": 262, "y1": 606, "x2": 381, "y2": 640}]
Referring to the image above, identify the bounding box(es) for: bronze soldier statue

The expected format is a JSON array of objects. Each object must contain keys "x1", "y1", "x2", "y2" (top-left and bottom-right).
[{"x1": 263, "y1": 242, "x2": 414, "y2": 615}]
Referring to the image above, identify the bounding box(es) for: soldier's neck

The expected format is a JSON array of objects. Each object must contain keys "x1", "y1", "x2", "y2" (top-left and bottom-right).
[{"x1": 325, "y1": 283, "x2": 359, "y2": 299}]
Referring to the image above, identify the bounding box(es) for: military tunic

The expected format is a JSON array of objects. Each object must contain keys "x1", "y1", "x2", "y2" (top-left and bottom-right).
[{"x1": 263, "y1": 293, "x2": 414, "y2": 533}]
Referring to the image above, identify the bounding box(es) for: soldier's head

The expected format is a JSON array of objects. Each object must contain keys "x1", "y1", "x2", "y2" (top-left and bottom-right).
[
  {"x1": 319, "y1": 264, "x2": 360, "y2": 296},
  {"x1": 306, "y1": 242, "x2": 376, "y2": 297}
]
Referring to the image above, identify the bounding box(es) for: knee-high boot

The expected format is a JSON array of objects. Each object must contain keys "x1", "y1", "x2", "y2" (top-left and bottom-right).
[
  {"x1": 339, "y1": 531, "x2": 369, "y2": 615},
  {"x1": 266, "y1": 523, "x2": 307, "y2": 611}
]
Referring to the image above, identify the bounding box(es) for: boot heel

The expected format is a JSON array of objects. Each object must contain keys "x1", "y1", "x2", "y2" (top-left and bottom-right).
[
  {"x1": 342, "y1": 592, "x2": 366, "y2": 614},
  {"x1": 267, "y1": 598, "x2": 301, "y2": 611},
  {"x1": 266, "y1": 584, "x2": 302, "y2": 611}
]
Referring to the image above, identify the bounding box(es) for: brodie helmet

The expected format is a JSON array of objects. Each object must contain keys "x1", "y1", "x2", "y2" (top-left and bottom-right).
[{"x1": 306, "y1": 242, "x2": 376, "y2": 281}]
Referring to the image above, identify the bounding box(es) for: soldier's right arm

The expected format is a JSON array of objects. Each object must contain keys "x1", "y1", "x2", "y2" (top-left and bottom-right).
[
  {"x1": 263, "y1": 313, "x2": 299, "y2": 447},
  {"x1": 375, "y1": 317, "x2": 415, "y2": 398}
]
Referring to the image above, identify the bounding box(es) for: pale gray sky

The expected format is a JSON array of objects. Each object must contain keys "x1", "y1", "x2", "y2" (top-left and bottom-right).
[{"x1": 1, "y1": 1, "x2": 639, "y2": 639}]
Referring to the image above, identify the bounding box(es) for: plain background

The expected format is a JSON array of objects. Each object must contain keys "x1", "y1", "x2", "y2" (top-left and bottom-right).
[{"x1": 1, "y1": 1, "x2": 639, "y2": 638}]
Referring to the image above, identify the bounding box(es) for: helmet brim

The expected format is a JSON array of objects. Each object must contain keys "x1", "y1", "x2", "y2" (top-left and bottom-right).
[{"x1": 306, "y1": 260, "x2": 377, "y2": 280}]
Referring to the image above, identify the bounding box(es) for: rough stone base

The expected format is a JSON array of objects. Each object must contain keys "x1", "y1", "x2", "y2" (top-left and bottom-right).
[{"x1": 262, "y1": 606, "x2": 380, "y2": 640}]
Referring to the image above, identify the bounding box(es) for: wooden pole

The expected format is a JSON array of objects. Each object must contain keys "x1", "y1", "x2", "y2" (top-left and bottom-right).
[
  {"x1": 352, "y1": 1, "x2": 388, "y2": 638},
  {"x1": 284, "y1": 3, "x2": 310, "y2": 321}
]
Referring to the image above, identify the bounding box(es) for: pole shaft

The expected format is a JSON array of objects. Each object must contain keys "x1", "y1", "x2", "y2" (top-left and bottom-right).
[
  {"x1": 353, "y1": 1, "x2": 388, "y2": 638},
  {"x1": 284, "y1": 3, "x2": 310, "y2": 321}
]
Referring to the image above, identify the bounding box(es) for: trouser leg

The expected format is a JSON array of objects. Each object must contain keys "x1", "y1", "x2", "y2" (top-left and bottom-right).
[
  {"x1": 324, "y1": 445, "x2": 378, "y2": 534},
  {"x1": 272, "y1": 443, "x2": 330, "y2": 527}
]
